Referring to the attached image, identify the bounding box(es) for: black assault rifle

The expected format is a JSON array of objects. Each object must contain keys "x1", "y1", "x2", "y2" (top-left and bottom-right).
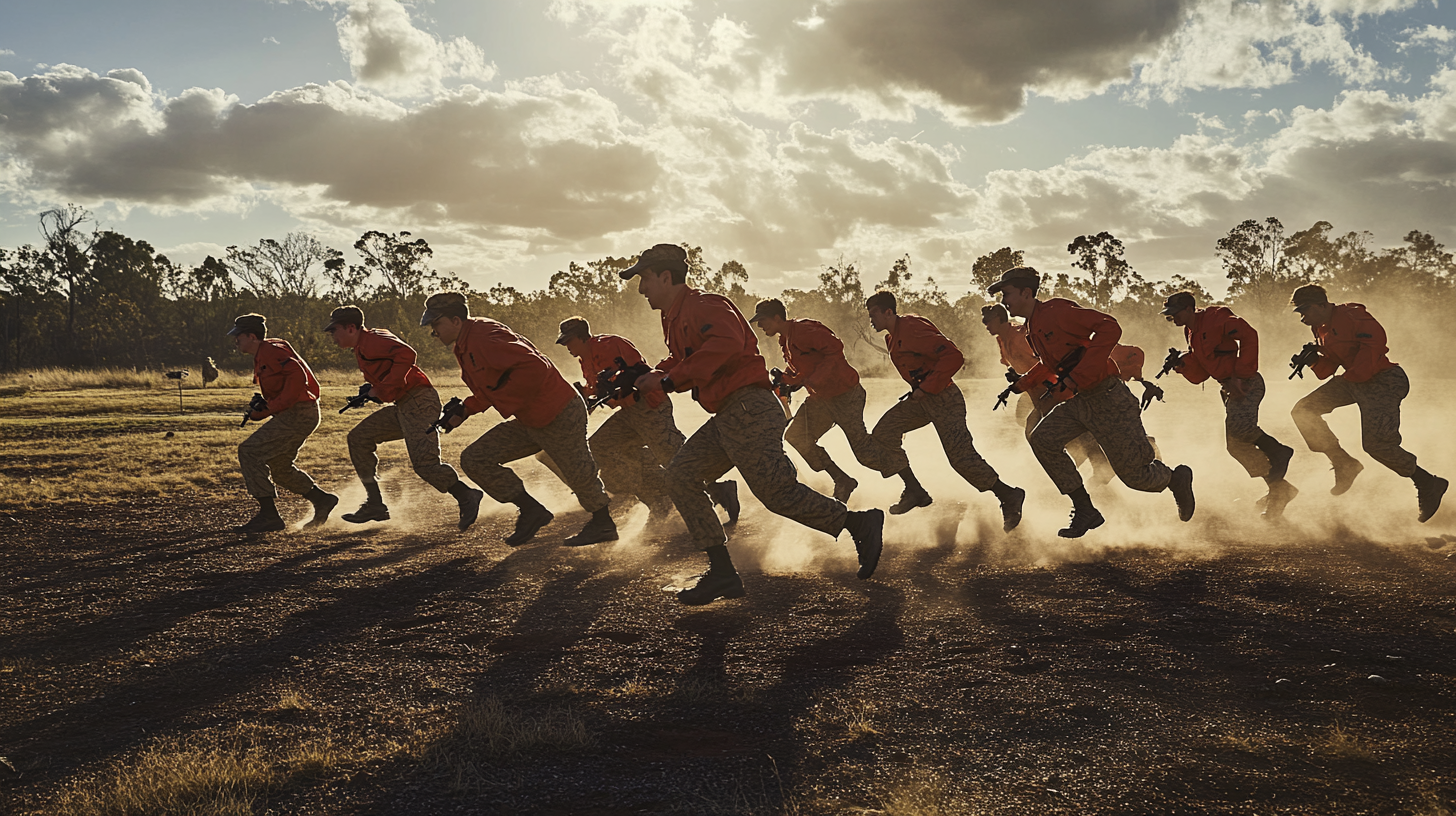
[
  {"x1": 1138, "y1": 379, "x2": 1165, "y2": 412},
  {"x1": 992, "y1": 368, "x2": 1019, "y2": 411},
  {"x1": 587, "y1": 357, "x2": 653, "y2": 411},
  {"x1": 239, "y1": 393, "x2": 269, "y2": 428},
  {"x1": 429, "y1": 397, "x2": 466, "y2": 434},
  {"x1": 1289, "y1": 343, "x2": 1320, "y2": 380},
  {"x1": 1155, "y1": 347, "x2": 1183, "y2": 379},
  {"x1": 340, "y1": 382, "x2": 382, "y2": 414},
  {"x1": 1041, "y1": 346, "x2": 1087, "y2": 401},
  {"x1": 899, "y1": 367, "x2": 930, "y2": 402}
]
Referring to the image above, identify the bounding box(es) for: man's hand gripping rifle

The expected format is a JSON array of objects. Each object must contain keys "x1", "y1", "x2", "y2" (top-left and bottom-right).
[
  {"x1": 1040, "y1": 346, "x2": 1087, "y2": 401},
  {"x1": 769, "y1": 367, "x2": 802, "y2": 404},
  {"x1": 1155, "y1": 348, "x2": 1182, "y2": 379},
  {"x1": 898, "y1": 368, "x2": 930, "y2": 402},
  {"x1": 339, "y1": 382, "x2": 383, "y2": 414},
  {"x1": 992, "y1": 368, "x2": 1020, "y2": 411},
  {"x1": 429, "y1": 396, "x2": 466, "y2": 434},
  {"x1": 1289, "y1": 343, "x2": 1320, "y2": 380},
  {"x1": 587, "y1": 356, "x2": 653, "y2": 411},
  {"x1": 239, "y1": 393, "x2": 269, "y2": 428}
]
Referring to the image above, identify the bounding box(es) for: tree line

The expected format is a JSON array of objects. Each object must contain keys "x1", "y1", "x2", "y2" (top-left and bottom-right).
[{"x1": 2, "y1": 205, "x2": 1453, "y2": 380}]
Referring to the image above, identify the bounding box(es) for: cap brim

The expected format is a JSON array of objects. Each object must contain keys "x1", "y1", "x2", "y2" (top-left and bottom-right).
[
  {"x1": 987, "y1": 281, "x2": 1009, "y2": 295},
  {"x1": 1159, "y1": 306, "x2": 1179, "y2": 316},
  {"x1": 419, "y1": 308, "x2": 442, "y2": 327},
  {"x1": 618, "y1": 258, "x2": 652, "y2": 280},
  {"x1": 226, "y1": 326, "x2": 244, "y2": 337},
  {"x1": 323, "y1": 320, "x2": 342, "y2": 332},
  {"x1": 554, "y1": 332, "x2": 571, "y2": 345},
  {"x1": 747, "y1": 314, "x2": 764, "y2": 324}
]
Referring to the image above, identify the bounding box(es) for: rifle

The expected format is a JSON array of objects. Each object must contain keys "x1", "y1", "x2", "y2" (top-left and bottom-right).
[
  {"x1": 1138, "y1": 379, "x2": 1165, "y2": 412},
  {"x1": 1289, "y1": 343, "x2": 1320, "y2": 380},
  {"x1": 898, "y1": 367, "x2": 930, "y2": 402},
  {"x1": 1040, "y1": 346, "x2": 1087, "y2": 400},
  {"x1": 992, "y1": 368, "x2": 1019, "y2": 411},
  {"x1": 586, "y1": 357, "x2": 653, "y2": 411},
  {"x1": 1154, "y1": 347, "x2": 1182, "y2": 379},
  {"x1": 429, "y1": 396, "x2": 466, "y2": 434},
  {"x1": 769, "y1": 367, "x2": 803, "y2": 403},
  {"x1": 239, "y1": 393, "x2": 268, "y2": 428},
  {"x1": 339, "y1": 382, "x2": 382, "y2": 414}
]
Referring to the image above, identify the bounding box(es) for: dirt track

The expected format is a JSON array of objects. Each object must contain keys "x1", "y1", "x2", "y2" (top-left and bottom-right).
[{"x1": 3, "y1": 486, "x2": 1455, "y2": 814}]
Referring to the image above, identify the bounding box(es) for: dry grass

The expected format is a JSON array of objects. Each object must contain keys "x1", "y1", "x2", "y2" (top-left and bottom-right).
[
  {"x1": 274, "y1": 688, "x2": 312, "y2": 712},
  {"x1": 44, "y1": 729, "x2": 348, "y2": 816},
  {"x1": 1317, "y1": 723, "x2": 1373, "y2": 760},
  {"x1": 874, "y1": 772, "x2": 950, "y2": 816},
  {"x1": 0, "y1": 367, "x2": 362, "y2": 393},
  {"x1": 422, "y1": 696, "x2": 594, "y2": 792}
]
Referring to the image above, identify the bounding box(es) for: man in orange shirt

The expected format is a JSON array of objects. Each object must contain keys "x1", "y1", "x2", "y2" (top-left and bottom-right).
[
  {"x1": 751, "y1": 298, "x2": 897, "y2": 504},
  {"x1": 1162, "y1": 291, "x2": 1298, "y2": 519},
  {"x1": 555, "y1": 316, "x2": 737, "y2": 521},
  {"x1": 421, "y1": 292, "x2": 617, "y2": 548},
  {"x1": 867, "y1": 292, "x2": 1025, "y2": 530},
  {"x1": 1289, "y1": 285, "x2": 1446, "y2": 521},
  {"x1": 324, "y1": 305, "x2": 484, "y2": 530},
  {"x1": 622, "y1": 244, "x2": 885, "y2": 605},
  {"x1": 991, "y1": 267, "x2": 1194, "y2": 537},
  {"x1": 229, "y1": 313, "x2": 338, "y2": 533}
]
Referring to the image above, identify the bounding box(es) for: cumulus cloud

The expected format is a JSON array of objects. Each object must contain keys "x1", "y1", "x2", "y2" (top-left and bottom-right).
[
  {"x1": 1399, "y1": 25, "x2": 1456, "y2": 52},
  {"x1": 335, "y1": 0, "x2": 496, "y2": 97},
  {"x1": 0, "y1": 65, "x2": 657, "y2": 244}
]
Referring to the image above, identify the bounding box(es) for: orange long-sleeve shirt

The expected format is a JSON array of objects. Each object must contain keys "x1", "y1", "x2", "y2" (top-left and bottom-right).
[
  {"x1": 656, "y1": 286, "x2": 771, "y2": 413},
  {"x1": 354, "y1": 328, "x2": 430, "y2": 403},
  {"x1": 1111, "y1": 344, "x2": 1145, "y2": 382},
  {"x1": 885, "y1": 314, "x2": 963, "y2": 395},
  {"x1": 995, "y1": 324, "x2": 1040, "y2": 376},
  {"x1": 453, "y1": 317, "x2": 577, "y2": 428},
  {"x1": 252, "y1": 338, "x2": 319, "y2": 417},
  {"x1": 577, "y1": 333, "x2": 664, "y2": 409},
  {"x1": 778, "y1": 318, "x2": 859, "y2": 399},
  {"x1": 1178, "y1": 306, "x2": 1260, "y2": 385},
  {"x1": 1310, "y1": 303, "x2": 1397, "y2": 383},
  {"x1": 1016, "y1": 298, "x2": 1121, "y2": 396}
]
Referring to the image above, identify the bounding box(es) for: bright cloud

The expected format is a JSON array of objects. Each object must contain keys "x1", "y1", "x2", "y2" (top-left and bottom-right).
[{"x1": 335, "y1": 0, "x2": 496, "y2": 97}]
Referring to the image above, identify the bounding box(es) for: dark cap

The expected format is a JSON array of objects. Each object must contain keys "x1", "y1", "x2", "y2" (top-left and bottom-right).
[
  {"x1": 987, "y1": 266, "x2": 1040, "y2": 295},
  {"x1": 1160, "y1": 291, "x2": 1197, "y2": 316},
  {"x1": 555, "y1": 317, "x2": 590, "y2": 345},
  {"x1": 419, "y1": 291, "x2": 469, "y2": 327},
  {"x1": 619, "y1": 244, "x2": 688, "y2": 279},
  {"x1": 324, "y1": 305, "x2": 364, "y2": 332},
  {"x1": 747, "y1": 298, "x2": 786, "y2": 324},
  {"x1": 1290, "y1": 284, "x2": 1329, "y2": 311},
  {"x1": 227, "y1": 313, "x2": 267, "y2": 337}
]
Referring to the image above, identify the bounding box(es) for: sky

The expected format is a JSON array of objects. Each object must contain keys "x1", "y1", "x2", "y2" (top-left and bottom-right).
[{"x1": 1, "y1": 0, "x2": 1454, "y2": 298}]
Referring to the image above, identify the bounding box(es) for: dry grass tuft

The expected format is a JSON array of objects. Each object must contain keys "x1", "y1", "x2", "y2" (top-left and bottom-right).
[
  {"x1": 877, "y1": 772, "x2": 949, "y2": 816},
  {"x1": 274, "y1": 688, "x2": 312, "y2": 712},
  {"x1": 1318, "y1": 723, "x2": 1373, "y2": 760},
  {"x1": 423, "y1": 696, "x2": 594, "y2": 792}
]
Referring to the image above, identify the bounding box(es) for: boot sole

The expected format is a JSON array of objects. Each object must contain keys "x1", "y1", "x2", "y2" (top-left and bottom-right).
[
  {"x1": 1419, "y1": 477, "x2": 1448, "y2": 523},
  {"x1": 889, "y1": 495, "x2": 933, "y2": 515},
  {"x1": 342, "y1": 512, "x2": 390, "y2": 524},
  {"x1": 1057, "y1": 512, "x2": 1105, "y2": 538},
  {"x1": 1000, "y1": 487, "x2": 1025, "y2": 532},
  {"x1": 305, "y1": 495, "x2": 340, "y2": 528},
  {"x1": 677, "y1": 582, "x2": 747, "y2": 605},
  {"x1": 1172, "y1": 466, "x2": 1195, "y2": 522}
]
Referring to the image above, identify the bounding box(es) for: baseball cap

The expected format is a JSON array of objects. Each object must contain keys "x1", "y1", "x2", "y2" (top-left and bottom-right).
[
  {"x1": 618, "y1": 244, "x2": 688, "y2": 279},
  {"x1": 987, "y1": 266, "x2": 1041, "y2": 295}
]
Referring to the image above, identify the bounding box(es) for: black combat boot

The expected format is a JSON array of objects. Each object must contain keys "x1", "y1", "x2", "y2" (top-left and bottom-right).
[
  {"x1": 343, "y1": 482, "x2": 390, "y2": 524},
  {"x1": 448, "y1": 480, "x2": 485, "y2": 531},
  {"x1": 1169, "y1": 464, "x2": 1195, "y2": 522},
  {"x1": 1262, "y1": 479, "x2": 1298, "y2": 521},
  {"x1": 1254, "y1": 434, "x2": 1295, "y2": 483},
  {"x1": 563, "y1": 506, "x2": 619, "y2": 547},
  {"x1": 824, "y1": 462, "x2": 858, "y2": 504},
  {"x1": 677, "y1": 545, "x2": 746, "y2": 605},
  {"x1": 1329, "y1": 451, "x2": 1364, "y2": 496},
  {"x1": 1058, "y1": 488, "x2": 1105, "y2": 539},
  {"x1": 991, "y1": 481, "x2": 1025, "y2": 532},
  {"x1": 303, "y1": 486, "x2": 339, "y2": 528},
  {"x1": 1414, "y1": 467, "x2": 1448, "y2": 523},
  {"x1": 238, "y1": 496, "x2": 286, "y2": 533},
  {"x1": 890, "y1": 467, "x2": 933, "y2": 515},
  {"x1": 709, "y1": 480, "x2": 740, "y2": 524},
  {"x1": 843, "y1": 509, "x2": 885, "y2": 579},
  {"x1": 505, "y1": 492, "x2": 554, "y2": 546}
]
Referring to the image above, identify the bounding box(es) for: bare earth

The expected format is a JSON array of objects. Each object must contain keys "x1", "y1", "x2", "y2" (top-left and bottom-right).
[{"x1": 2, "y1": 379, "x2": 1456, "y2": 814}]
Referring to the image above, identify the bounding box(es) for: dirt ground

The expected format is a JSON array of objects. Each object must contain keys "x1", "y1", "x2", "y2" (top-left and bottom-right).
[{"x1": 2, "y1": 378, "x2": 1456, "y2": 814}]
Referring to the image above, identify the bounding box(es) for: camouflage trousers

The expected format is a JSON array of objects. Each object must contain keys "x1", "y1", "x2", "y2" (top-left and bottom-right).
[
  {"x1": 1029, "y1": 377, "x2": 1172, "y2": 494},
  {"x1": 586, "y1": 397, "x2": 685, "y2": 505},
  {"x1": 1021, "y1": 392, "x2": 1111, "y2": 477},
  {"x1": 346, "y1": 385, "x2": 460, "y2": 492},
  {"x1": 1292, "y1": 365, "x2": 1418, "y2": 477},
  {"x1": 460, "y1": 395, "x2": 609, "y2": 512},
  {"x1": 785, "y1": 383, "x2": 900, "y2": 477},
  {"x1": 667, "y1": 386, "x2": 847, "y2": 551},
  {"x1": 870, "y1": 382, "x2": 1000, "y2": 490},
  {"x1": 239, "y1": 400, "x2": 321, "y2": 499},
  {"x1": 1222, "y1": 372, "x2": 1275, "y2": 478}
]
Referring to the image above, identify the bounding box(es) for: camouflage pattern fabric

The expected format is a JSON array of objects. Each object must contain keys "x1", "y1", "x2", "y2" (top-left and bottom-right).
[
  {"x1": 1223, "y1": 372, "x2": 1273, "y2": 478},
  {"x1": 239, "y1": 400, "x2": 321, "y2": 499},
  {"x1": 871, "y1": 382, "x2": 1000, "y2": 490},
  {"x1": 346, "y1": 385, "x2": 460, "y2": 491},
  {"x1": 1292, "y1": 365, "x2": 1418, "y2": 477},
  {"x1": 1029, "y1": 377, "x2": 1172, "y2": 494},
  {"x1": 586, "y1": 397, "x2": 685, "y2": 504},
  {"x1": 1023, "y1": 393, "x2": 1111, "y2": 476},
  {"x1": 785, "y1": 383, "x2": 900, "y2": 477},
  {"x1": 667, "y1": 386, "x2": 847, "y2": 551},
  {"x1": 460, "y1": 394, "x2": 609, "y2": 511}
]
